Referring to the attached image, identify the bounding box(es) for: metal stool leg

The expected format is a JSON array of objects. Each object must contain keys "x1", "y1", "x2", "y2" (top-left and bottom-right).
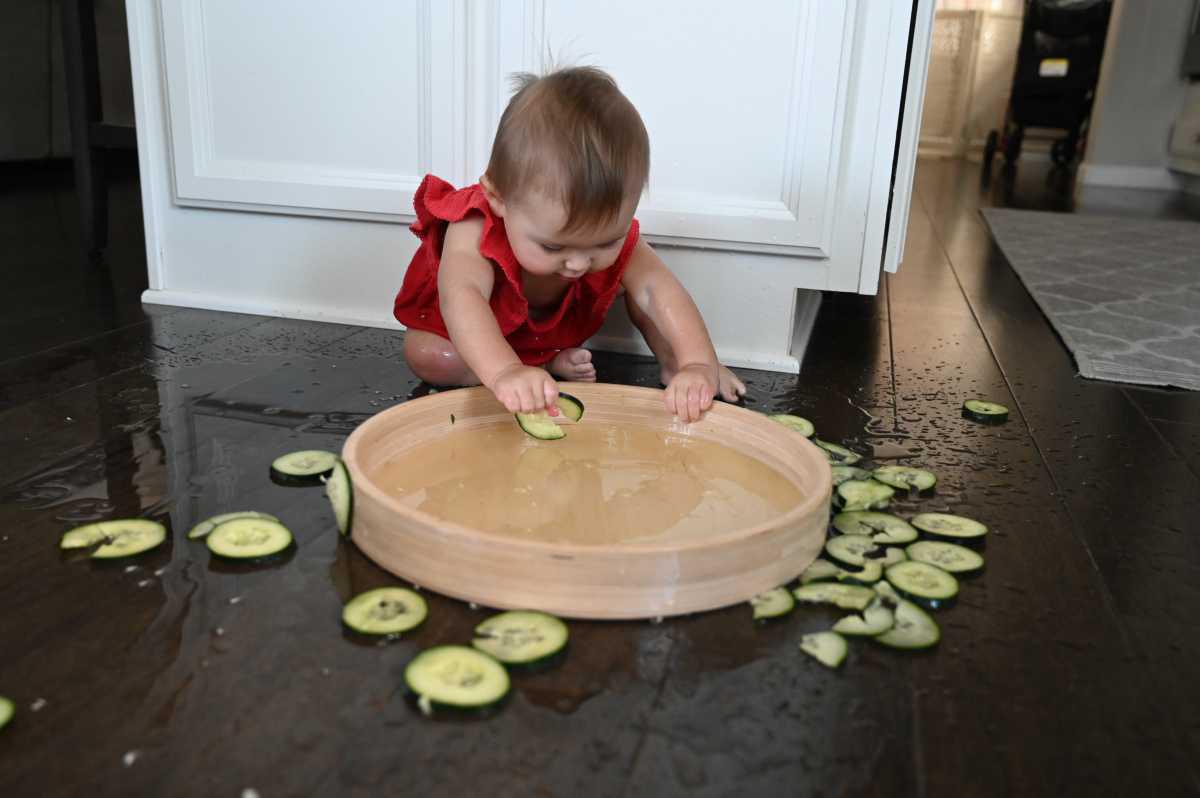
[{"x1": 60, "y1": 0, "x2": 108, "y2": 254}]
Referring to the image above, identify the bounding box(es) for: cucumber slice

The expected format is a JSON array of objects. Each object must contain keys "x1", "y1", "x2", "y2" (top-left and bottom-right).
[
  {"x1": 872, "y1": 465, "x2": 936, "y2": 492},
  {"x1": 342, "y1": 587, "x2": 427, "y2": 636},
  {"x1": 814, "y1": 439, "x2": 862, "y2": 466},
  {"x1": 906, "y1": 540, "x2": 985, "y2": 576},
  {"x1": 187, "y1": 511, "x2": 278, "y2": 540},
  {"x1": 473, "y1": 610, "x2": 569, "y2": 664},
  {"x1": 874, "y1": 579, "x2": 902, "y2": 605},
  {"x1": 873, "y1": 547, "x2": 907, "y2": 568},
  {"x1": 0, "y1": 696, "x2": 13, "y2": 730},
  {"x1": 769, "y1": 414, "x2": 814, "y2": 437},
  {"x1": 824, "y1": 534, "x2": 881, "y2": 568},
  {"x1": 835, "y1": 559, "x2": 883, "y2": 586},
  {"x1": 911, "y1": 512, "x2": 987, "y2": 544},
  {"x1": 405, "y1": 645, "x2": 510, "y2": 712},
  {"x1": 556, "y1": 393, "x2": 585, "y2": 422},
  {"x1": 832, "y1": 511, "x2": 918, "y2": 545},
  {"x1": 325, "y1": 460, "x2": 353, "y2": 537},
  {"x1": 836, "y1": 480, "x2": 895, "y2": 512},
  {"x1": 799, "y1": 558, "x2": 842, "y2": 585},
  {"x1": 830, "y1": 465, "x2": 872, "y2": 486},
  {"x1": 962, "y1": 399, "x2": 1009, "y2": 423},
  {"x1": 886, "y1": 561, "x2": 959, "y2": 610},
  {"x1": 874, "y1": 599, "x2": 940, "y2": 650},
  {"x1": 792, "y1": 582, "x2": 876, "y2": 612},
  {"x1": 61, "y1": 519, "x2": 166, "y2": 559},
  {"x1": 515, "y1": 410, "x2": 566, "y2": 440},
  {"x1": 270, "y1": 450, "x2": 339, "y2": 485},
  {"x1": 832, "y1": 599, "x2": 895, "y2": 636},
  {"x1": 800, "y1": 631, "x2": 847, "y2": 668},
  {"x1": 750, "y1": 587, "x2": 796, "y2": 621},
  {"x1": 206, "y1": 517, "x2": 294, "y2": 560}
]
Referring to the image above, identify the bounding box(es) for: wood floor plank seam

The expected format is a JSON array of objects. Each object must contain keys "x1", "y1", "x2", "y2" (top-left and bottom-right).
[{"x1": 914, "y1": 186, "x2": 1200, "y2": 791}]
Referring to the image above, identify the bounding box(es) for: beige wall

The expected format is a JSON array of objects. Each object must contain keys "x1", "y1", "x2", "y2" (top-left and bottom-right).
[{"x1": 1084, "y1": 0, "x2": 1194, "y2": 175}]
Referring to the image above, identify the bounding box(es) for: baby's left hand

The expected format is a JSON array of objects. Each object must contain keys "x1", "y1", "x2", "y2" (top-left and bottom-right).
[{"x1": 665, "y1": 363, "x2": 718, "y2": 423}]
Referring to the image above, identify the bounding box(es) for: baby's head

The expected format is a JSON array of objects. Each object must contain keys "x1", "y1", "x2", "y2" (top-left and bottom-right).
[{"x1": 482, "y1": 67, "x2": 649, "y2": 280}]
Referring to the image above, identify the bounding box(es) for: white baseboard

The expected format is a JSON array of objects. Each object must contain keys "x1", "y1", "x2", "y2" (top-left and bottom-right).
[
  {"x1": 1077, "y1": 163, "x2": 1185, "y2": 191},
  {"x1": 142, "y1": 289, "x2": 402, "y2": 331},
  {"x1": 144, "y1": 289, "x2": 802, "y2": 374}
]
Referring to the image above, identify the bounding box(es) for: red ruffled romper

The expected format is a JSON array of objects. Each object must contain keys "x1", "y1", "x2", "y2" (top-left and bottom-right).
[{"x1": 393, "y1": 175, "x2": 640, "y2": 366}]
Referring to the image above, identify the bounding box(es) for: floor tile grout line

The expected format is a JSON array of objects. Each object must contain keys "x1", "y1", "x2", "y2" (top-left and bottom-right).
[{"x1": 922, "y1": 185, "x2": 1200, "y2": 789}]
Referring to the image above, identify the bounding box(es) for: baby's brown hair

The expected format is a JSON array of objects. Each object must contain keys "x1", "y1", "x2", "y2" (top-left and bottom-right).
[{"x1": 486, "y1": 66, "x2": 650, "y2": 234}]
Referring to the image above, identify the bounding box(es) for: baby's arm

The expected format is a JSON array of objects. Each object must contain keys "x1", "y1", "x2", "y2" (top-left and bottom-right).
[
  {"x1": 622, "y1": 240, "x2": 722, "y2": 422},
  {"x1": 438, "y1": 220, "x2": 559, "y2": 414}
]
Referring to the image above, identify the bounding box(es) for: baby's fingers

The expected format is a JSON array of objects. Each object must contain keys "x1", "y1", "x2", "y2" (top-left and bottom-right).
[{"x1": 543, "y1": 378, "x2": 560, "y2": 415}]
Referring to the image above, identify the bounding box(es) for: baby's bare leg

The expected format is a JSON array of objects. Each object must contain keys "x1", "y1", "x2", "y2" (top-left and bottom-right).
[
  {"x1": 403, "y1": 330, "x2": 481, "y2": 386},
  {"x1": 624, "y1": 293, "x2": 747, "y2": 402}
]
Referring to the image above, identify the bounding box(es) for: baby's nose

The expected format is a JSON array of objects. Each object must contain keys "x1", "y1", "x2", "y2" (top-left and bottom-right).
[{"x1": 566, "y1": 255, "x2": 591, "y2": 272}]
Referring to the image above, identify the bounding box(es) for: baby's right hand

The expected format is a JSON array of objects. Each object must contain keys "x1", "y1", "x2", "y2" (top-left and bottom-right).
[{"x1": 489, "y1": 364, "x2": 559, "y2": 415}]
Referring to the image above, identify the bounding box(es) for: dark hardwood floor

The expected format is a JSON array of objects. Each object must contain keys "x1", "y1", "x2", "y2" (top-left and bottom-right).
[{"x1": 0, "y1": 155, "x2": 1197, "y2": 797}]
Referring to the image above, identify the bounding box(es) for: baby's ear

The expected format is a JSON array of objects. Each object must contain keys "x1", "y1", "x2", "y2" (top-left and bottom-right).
[{"x1": 480, "y1": 175, "x2": 506, "y2": 219}]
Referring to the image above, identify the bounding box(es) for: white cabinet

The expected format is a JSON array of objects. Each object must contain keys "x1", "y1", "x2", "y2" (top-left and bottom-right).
[{"x1": 129, "y1": 0, "x2": 932, "y2": 373}]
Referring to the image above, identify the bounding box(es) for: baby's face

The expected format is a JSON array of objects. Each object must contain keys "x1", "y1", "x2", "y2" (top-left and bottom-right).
[{"x1": 501, "y1": 191, "x2": 637, "y2": 281}]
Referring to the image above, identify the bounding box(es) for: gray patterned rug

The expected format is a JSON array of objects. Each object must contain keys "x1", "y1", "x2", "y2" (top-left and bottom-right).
[{"x1": 980, "y1": 208, "x2": 1200, "y2": 391}]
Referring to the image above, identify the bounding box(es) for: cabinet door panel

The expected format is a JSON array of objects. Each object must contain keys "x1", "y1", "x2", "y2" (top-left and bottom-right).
[{"x1": 495, "y1": 0, "x2": 855, "y2": 255}]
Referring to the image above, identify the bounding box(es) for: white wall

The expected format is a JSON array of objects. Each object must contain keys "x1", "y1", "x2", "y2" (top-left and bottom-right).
[{"x1": 1079, "y1": 0, "x2": 1196, "y2": 191}]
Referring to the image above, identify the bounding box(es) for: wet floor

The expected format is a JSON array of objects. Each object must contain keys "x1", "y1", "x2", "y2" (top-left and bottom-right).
[{"x1": 1, "y1": 156, "x2": 1199, "y2": 796}]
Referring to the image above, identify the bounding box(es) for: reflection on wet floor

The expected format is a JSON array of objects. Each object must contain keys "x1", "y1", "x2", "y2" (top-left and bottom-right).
[{"x1": 3, "y1": 157, "x2": 1200, "y2": 794}]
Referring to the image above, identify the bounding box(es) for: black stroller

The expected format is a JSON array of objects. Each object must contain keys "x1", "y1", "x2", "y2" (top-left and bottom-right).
[{"x1": 984, "y1": 0, "x2": 1113, "y2": 168}]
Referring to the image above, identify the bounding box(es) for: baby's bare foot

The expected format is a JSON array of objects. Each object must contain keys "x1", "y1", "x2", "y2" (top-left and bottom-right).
[{"x1": 548, "y1": 348, "x2": 597, "y2": 382}]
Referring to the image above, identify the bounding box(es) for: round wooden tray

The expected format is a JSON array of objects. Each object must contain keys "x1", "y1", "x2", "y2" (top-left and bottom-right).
[{"x1": 342, "y1": 383, "x2": 830, "y2": 620}]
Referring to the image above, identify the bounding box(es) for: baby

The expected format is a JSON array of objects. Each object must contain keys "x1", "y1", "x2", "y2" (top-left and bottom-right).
[{"x1": 394, "y1": 66, "x2": 745, "y2": 423}]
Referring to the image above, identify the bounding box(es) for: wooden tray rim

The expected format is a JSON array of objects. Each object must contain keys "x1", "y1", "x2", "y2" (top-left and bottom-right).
[{"x1": 342, "y1": 383, "x2": 831, "y2": 555}]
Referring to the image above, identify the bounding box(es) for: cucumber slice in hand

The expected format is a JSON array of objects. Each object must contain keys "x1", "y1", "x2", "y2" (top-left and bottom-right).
[
  {"x1": 832, "y1": 511, "x2": 919, "y2": 545},
  {"x1": 556, "y1": 393, "x2": 585, "y2": 422},
  {"x1": 270, "y1": 450, "x2": 339, "y2": 485},
  {"x1": 769, "y1": 414, "x2": 814, "y2": 437},
  {"x1": 836, "y1": 480, "x2": 895, "y2": 512},
  {"x1": 800, "y1": 631, "x2": 848, "y2": 668},
  {"x1": 750, "y1": 587, "x2": 796, "y2": 621},
  {"x1": 61, "y1": 519, "x2": 166, "y2": 559},
  {"x1": 912, "y1": 512, "x2": 987, "y2": 544},
  {"x1": 0, "y1": 696, "x2": 13, "y2": 730},
  {"x1": 405, "y1": 645, "x2": 510, "y2": 714},
  {"x1": 343, "y1": 587, "x2": 428, "y2": 636},
  {"x1": 325, "y1": 460, "x2": 353, "y2": 537},
  {"x1": 814, "y1": 440, "x2": 862, "y2": 465},
  {"x1": 206, "y1": 517, "x2": 293, "y2": 560},
  {"x1": 516, "y1": 394, "x2": 586, "y2": 440},
  {"x1": 874, "y1": 599, "x2": 940, "y2": 650},
  {"x1": 187, "y1": 511, "x2": 278, "y2": 540},
  {"x1": 472, "y1": 610, "x2": 569, "y2": 664},
  {"x1": 872, "y1": 465, "x2": 936, "y2": 492},
  {"x1": 962, "y1": 399, "x2": 1009, "y2": 423},
  {"x1": 886, "y1": 560, "x2": 959, "y2": 610}
]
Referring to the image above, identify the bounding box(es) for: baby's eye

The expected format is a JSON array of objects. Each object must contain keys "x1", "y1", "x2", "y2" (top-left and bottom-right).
[{"x1": 540, "y1": 243, "x2": 563, "y2": 253}]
